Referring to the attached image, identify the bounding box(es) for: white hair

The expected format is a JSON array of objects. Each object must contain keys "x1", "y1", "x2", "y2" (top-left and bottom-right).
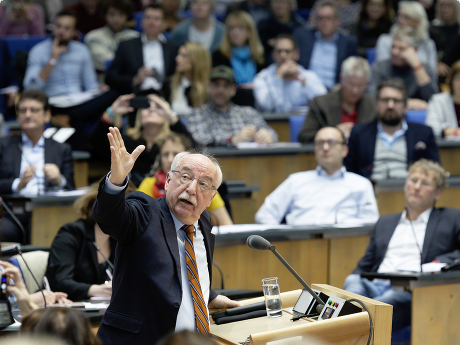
[
  {"x1": 391, "y1": 1, "x2": 429, "y2": 43},
  {"x1": 170, "y1": 151, "x2": 223, "y2": 188},
  {"x1": 341, "y1": 56, "x2": 371, "y2": 80},
  {"x1": 393, "y1": 26, "x2": 418, "y2": 47}
]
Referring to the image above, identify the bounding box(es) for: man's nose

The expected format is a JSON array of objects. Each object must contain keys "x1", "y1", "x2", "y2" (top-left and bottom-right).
[{"x1": 186, "y1": 178, "x2": 198, "y2": 193}]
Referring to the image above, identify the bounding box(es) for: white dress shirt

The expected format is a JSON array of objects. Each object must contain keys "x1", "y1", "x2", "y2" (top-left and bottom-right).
[
  {"x1": 141, "y1": 34, "x2": 165, "y2": 90},
  {"x1": 255, "y1": 166, "x2": 379, "y2": 225}
]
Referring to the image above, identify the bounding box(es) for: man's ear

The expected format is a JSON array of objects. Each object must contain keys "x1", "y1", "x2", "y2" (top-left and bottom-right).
[
  {"x1": 164, "y1": 172, "x2": 172, "y2": 192},
  {"x1": 44, "y1": 109, "x2": 52, "y2": 124}
]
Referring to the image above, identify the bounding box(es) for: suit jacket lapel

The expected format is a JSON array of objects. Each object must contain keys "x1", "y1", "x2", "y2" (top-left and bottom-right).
[
  {"x1": 421, "y1": 208, "x2": 441, "y2": 263},
  {"x1": 379, "y1": 213, "x2": 401, "y2": 261},
  {"x1": 405, "y1": 123, "x2": 415, "y2": 166},
  {"x1": 134, "y1": 37, "x2": 144, "y2": 70},
  {"x1": 199, "y1": 213, "x2": 215, "y2": 279},
  {"x1": 12, "y1": 136, "x2": 23, "y2": 178}
]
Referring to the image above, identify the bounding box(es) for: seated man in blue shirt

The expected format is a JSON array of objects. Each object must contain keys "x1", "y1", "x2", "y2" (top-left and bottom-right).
[
  {"x1": 293, "y1": 0, "x2": 357, "y2": 90},
  {"x1": 0, "y1": 89, "x2": 74, "y2": 242},
  {"x1": 255, "y1": 126, "x2": 379, "y2": 225},
  {"x1": 23, "y1": 10, "x2": 118, "y2": 149},
  {"x1": 253, "y1": 34, "x2": 327, "y2": 113}
]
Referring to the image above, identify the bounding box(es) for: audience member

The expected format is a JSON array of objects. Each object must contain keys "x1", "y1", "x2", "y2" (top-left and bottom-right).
[
  {"x1": 345, "y1": 78, "x2": 440, "y2": 180},
  {"x1": 440, "y1": 32, "x2": 460, "y2": 69},
  {"x1": 84, "y1": 0, "x2": 139, "y2": 75},
  {"x1": 344, "y1": 159, "x2": 460, "y2": 331},
  {"x1": 65, "y1": 0, "x2": 105, "y2": 34},
  {"x1": 213, "y1": 11, "x2": 265, "y2": 85},
  {"x1": 162, "y1": 0, "x2": 184, "y2": 32},
  {"x1": 93, "y1": 137, "x2": 240, "y2": 344},
  {"x1": 375, "y1": 1, "x2": 437, "y2": 79},
  {"x1": 299, "y1": 57, "x2": 376, "y2": 142},
  {"x1": 157, "y1": 330, "x2": 218, "y2": 345},
  {"x1": 46, "y1": 181, "x2": 135, "y2": 301},
  {"x1": 350, "y1": 0, "x2": 394, "y2": 56},
  {"x1": 429, "y1": 0, "x2": 460, "y2": 78},
  {"x1": 21, "y1": 308, "x2": 101, "y2": 345},
  {"x1": 253, "y1": 34, "x2": 326, "y2": 113},
  {"x1": 0, "y1": 89, "x2": 74, "y2": 242},
  {"x1": 186, "y1": 65, "x2": 277, "y2": 146},
  {"x1": 225, "y1": 0, "x2": 270, "y2": 26},
  {"x1": 89, "y1": 93, "x2": 194, "y2": 186},
  {"x1": 22, "y1": 9, "x2": 118, "y2": 145},
  {"x1": 368, "y1": 27, "x2": 439, "y2": 110},
  {"x1": 106, "y1": 4, "x2": 178, "y2": 95},
  {"x1": 169, "y1": 0, "x2": 225, "y2": 52},
  {"x1": 293, "y1": 0, "x2": 358, "y2": 90},
  {"x1": 426, "y1": 61, "x2": 460, "y2": 137},
  {"x1": 138, "y1": 133, "x2": 233, "y2": 226},
  {"x1": 307, "y1": 0, "x2": 361, "y2": 35},
  {"x1": 257, "y1": 0, "x2": 306, "y2": 64},
  {"x1": 0, "y1": 0, "x2": 45, "y2": 35},
  {"x1": 163, "y1": 42, "x2": 211, "y2": 117},
  {"x1": 256, "y1": 126, "x2": 379, "y2": 225}
]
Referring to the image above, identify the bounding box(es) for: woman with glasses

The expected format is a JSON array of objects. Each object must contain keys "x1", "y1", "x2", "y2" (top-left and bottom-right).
[
  {"x1": 426, "y1": 61, "x2": 460, "y2": 138},
  {"x1": 138, "y1": 133, "x2": 233, "y2": 226},
  {"x1": 375, "y1": 1, "x2": 437, "y2": 78}
]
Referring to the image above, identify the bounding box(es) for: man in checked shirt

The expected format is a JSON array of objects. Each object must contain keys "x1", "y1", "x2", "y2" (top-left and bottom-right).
[{"x1": 185, "y1": 65, "x2": 278, "y2": 147}]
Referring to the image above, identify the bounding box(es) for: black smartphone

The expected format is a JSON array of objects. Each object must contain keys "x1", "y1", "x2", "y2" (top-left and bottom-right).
[
  {"x1": 58, "y1": 40, "x2": 70, "y2": 47},
  {"x1": 130, "y1": 96, "x2": 150, "y2": 109}
]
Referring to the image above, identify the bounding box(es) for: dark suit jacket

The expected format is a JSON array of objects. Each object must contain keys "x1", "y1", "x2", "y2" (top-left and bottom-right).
[
  {"x1": 354, "y1": 208, "x2": 460, "y2": 274},
  {"x1": 344, "y1": 121, "x2": 440, "y2": 179},
  {"x1": 105, "y1": 37, "x2": 178, "y2": 94},
  {"x1": 93, "y1": 182, "x2": 217, "y2": 345},
  {"x1": 0, "y1": 135, "x2": 74, "y2": 194},
  {"x1": 46, "y1": 218, "x2": 117, "y2": 301},
  {"x1": 293, "y1": 28, "x2": 358, "y2": 85},
  {"x1": 298, "y1": 90, "x2": 377, "y2": 143}
]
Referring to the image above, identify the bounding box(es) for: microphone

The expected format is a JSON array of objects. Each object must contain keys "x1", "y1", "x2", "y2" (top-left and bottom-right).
[
  {"x1": 247, "y1": 235, "x2": 325, "y2": 313},
  {"x1": 15, "y1": 245, "x2": 47, "y2": 308},
  {"x1": 334, "y1": 202, "x2": 372, "y2": 224},
  {"x1": 92, "y1": 242, "x2": 115, "y2": 271},
  {"x1": 1, "y1": 198, "x2": 26, "y2": 244}
]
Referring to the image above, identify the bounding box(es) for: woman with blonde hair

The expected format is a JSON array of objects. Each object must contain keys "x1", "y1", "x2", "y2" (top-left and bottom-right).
[
  {"x1": 375, "y1": 1, "x2": 437, "y2": 77},
  {"x1": 89, "y1": 93, "x2": 195, "y2": 186},
  {"x1": 163, "y1": 41, "x2": 211, "y2": 116},
  {"x1": 213, "y1": 10, "x2": 265, "y2": 86}
]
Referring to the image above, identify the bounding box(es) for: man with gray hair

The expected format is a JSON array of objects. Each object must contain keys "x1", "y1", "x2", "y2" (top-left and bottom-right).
[
  {"x1": 368, "y1": 26, "x2": 438, "y2": 110},
  {"x1": 93, "y1": 127, "x2": 240, "y2": 344},
  {"x1": 299, "y1": 56, "x2": 376, "y2": 142}
]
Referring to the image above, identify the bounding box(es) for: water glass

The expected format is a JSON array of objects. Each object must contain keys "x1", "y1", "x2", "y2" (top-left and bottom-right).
[{"x1": 262, "y1": 277, "x2": 282, "y2": 317}]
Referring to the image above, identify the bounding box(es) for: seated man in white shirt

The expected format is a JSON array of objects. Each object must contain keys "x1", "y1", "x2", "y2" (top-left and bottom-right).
[
  {"x1": 255, "y1": 126, "x2": 379, "y2": 225},
  {"x1": 343, "y1": 159, "x2": 460, "y2": 331},
  {"x1": 253, "y1": 34, "x2": 327, "y2": 113}
]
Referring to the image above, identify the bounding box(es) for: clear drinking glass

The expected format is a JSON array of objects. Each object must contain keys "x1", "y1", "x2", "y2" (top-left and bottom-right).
[{"x1": 262, "y1": 277, "x2": 282, "y2": 317}]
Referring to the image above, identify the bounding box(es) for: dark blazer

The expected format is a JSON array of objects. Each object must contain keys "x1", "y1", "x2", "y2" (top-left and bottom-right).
[
  {"x1": 93, "y1": 182, "x2": 217, "y2": 345},
  {"x1": 46, "y1": 219, "x2": 117, "y2": 301},
  {"x1": 105, "y1": 37, "x2": 178, "y2": 94},
  {"x1": 344, "y1": 120, "x2": 440, "y2": 179},
  {"x1": 298, "y1": 89, "x2": 377, "y2": 143},
  {"x1": 354, "y1": 208, "x2": 460, "y2": 274},
  {"x1": 293, "y1": 28, "x2": 358, "y2": 85},
  {"x1": 0, "y1": 135, "x2": 74, "y2": 194}
]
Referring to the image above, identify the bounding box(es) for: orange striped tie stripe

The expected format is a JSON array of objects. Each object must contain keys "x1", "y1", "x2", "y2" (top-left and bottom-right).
[{"x1": 182, "y1": 225, "x2": 210, "y2": 335}]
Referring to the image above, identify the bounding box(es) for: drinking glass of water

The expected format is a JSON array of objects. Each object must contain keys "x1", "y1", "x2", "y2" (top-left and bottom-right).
[{"x1": 262, "y1": 277, "x2": 282, "y2": 317}]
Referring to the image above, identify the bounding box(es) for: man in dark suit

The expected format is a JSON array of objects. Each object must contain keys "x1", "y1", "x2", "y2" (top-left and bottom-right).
[
  {"x1": 344, "y1": 78, "x2": 439, "y2": 180},
  {"x1": 0, "y1": 89, "x2": 74, "y2": 242},
  {"x1": 344, "y1": 159, "x2": 460, "y2": 331},
  {"x1": 292, "y1": 0, "x2": 357, "y2": 90},
  {"x1": 92, "y1": 127, "x2": 239, "y2": 344},
  {"x1": 105, "y1": 4, "x2": 178, "y2": 94},
  {"x1": 298, "y1": 56, "x2": 376, "y2": 143}
]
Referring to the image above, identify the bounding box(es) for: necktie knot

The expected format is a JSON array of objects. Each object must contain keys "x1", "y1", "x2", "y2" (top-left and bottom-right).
[{"x1": 182, "y1": 224, "x2": 195, "y2": 235}]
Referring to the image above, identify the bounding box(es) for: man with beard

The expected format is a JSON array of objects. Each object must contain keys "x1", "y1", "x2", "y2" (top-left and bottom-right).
[
  {"x1": 344, "y1": 78, "x2": 439, "y2": 180},
  {"x1": 343, "y1": 159, "x2": 460, "y2": 331}
]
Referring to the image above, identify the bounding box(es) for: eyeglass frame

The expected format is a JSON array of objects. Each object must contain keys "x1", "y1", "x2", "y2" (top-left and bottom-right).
[
  {"x1": 313, "y1": 140, "x2": 345, "y2": 148},
  {"x1": 170, "y1": 169, "x2": 217, "y2": 191}
]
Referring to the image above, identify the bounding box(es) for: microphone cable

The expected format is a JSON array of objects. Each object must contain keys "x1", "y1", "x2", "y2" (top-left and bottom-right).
[
  {"x1": 15, "y1": 245, "x2": 47, "y2": 308},
  {"x1": 1, "y1": 198, "x2": 26, "y2": 244},
  {"x1": 348, "y1": 298, "x2": 374, "y2": 345},
  {"x1": 405, "y1": 208, "x2": 423, "y2": 273}
]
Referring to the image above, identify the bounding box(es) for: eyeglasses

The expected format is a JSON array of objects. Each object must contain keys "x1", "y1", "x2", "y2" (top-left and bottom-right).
[
  {"x1": 378, "y1": 97, "x2": 405, "y2": 105},
  {"x1": 314, "y1": 140, "x2": 344, "y2": 148},
  {"x1": 17, "y1": 107, "x2": 44, "y2": 115},
  {"x1": 171, "y1": 170, "x2": 216, "y2": 191}
]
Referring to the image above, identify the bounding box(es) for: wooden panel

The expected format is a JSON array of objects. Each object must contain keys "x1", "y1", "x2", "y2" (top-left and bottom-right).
[
  {"x1": 411, "y1": 282, "x2": 460, "y2": 345},
  {"x1": 31, "y1": 205, "x2": 78, "y2": 246},
  {"x1": 440, "y1": 148, "x2": 460, "y2": 175},
  {"x1": 73, "y1": 160, "x2": 89, "y2": 189},
  {"x1": 328, "y1": 236, "x2": 370, "y2": 288},
  {"x1": 212, "y1": 239, "x2": 328, "y2": 291},
  {"x1": 267, "y1": 121, "x2": 290, "y2": 142}
]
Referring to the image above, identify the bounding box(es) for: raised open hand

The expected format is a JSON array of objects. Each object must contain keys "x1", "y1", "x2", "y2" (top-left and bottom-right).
[{"x1": 107, "y1": 127, "x2": 145, "y2": 185}]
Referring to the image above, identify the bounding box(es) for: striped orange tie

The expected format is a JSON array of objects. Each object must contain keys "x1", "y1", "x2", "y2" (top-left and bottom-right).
[{"x1": 182, "y1": 225, "x2": 210, "y2": 334}]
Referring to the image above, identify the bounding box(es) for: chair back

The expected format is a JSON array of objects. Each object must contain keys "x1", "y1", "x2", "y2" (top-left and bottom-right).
[
  {"x1": 289, "y1": 115, "x2": 306, "y2": 142},
  {"x1": 9, "y1": 251, "x2": 49, "y2": 294}
]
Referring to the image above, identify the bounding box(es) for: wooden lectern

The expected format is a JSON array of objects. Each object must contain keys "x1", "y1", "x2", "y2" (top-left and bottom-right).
[{"x1": 211, "y1": 284, "x2": 392, "y2": 345}]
